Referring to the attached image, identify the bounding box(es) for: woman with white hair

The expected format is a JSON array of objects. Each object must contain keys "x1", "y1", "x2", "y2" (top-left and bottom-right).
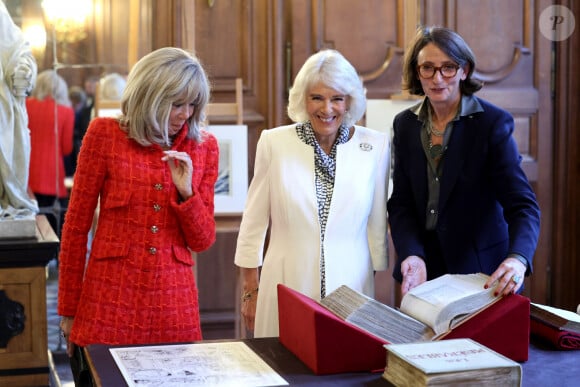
[
  {"x1": 235, "y1": 49, "x2": 390, "y2": 337},
  {"x1": 98, "y1": 72, "x2": 126, "y2": 101}
]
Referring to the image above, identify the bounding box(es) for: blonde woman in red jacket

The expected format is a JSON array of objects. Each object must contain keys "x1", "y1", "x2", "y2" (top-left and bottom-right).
[
  {"x1": 57, "y1": 47, "x2": 218, "y2": 385},
  {"x1": 26, "y1": 69, "x2": 74, "y2": 235}
]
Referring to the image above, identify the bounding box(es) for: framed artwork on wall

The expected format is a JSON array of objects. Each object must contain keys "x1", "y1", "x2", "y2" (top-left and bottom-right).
[{"x1": 205, "y1": 125, "x2": 248, "y2": 215}]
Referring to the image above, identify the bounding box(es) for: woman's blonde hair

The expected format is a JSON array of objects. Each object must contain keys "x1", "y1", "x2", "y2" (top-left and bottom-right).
[{"x1": 119, "y1": 47, "x2": 210, "y2": 146}]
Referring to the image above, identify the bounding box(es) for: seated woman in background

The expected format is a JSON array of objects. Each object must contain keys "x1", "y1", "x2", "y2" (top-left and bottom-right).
[{"x1": 93, "y1": 72, "x2": 126, "y2": 117}]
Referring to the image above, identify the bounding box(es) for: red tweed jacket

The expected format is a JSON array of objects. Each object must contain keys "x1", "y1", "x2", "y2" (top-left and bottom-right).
[{"x1": 58, "y1": 118, "x2": 218, "y2": 347}]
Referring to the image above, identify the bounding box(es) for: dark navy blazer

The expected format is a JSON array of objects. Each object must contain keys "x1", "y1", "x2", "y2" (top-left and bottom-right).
[{"x1": 387, "y1": 97, "x2": 540, "y2": 282}]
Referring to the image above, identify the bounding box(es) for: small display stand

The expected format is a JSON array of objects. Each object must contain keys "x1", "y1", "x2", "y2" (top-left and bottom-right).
[{"x1": 0, "y1": 215, "x2": 59, "y2": 387}]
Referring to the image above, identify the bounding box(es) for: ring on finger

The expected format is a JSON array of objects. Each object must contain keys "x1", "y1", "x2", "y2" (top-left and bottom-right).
[{"x1": 511, "y1": 274, "x2": 521, "y2": 284}]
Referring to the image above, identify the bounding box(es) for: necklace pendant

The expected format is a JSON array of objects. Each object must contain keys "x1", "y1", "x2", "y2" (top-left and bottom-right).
[{"x1": 429, "y1": 144, "x2": 443, "y2": 159}]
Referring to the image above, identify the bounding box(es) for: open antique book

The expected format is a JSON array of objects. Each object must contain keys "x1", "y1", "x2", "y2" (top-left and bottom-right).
[
  {"x1": 382, "y1": 338, "x2": 521, "y2": 387},
  {"x1": 320, "y1": 273, "x2": 499, "y2": 344}
]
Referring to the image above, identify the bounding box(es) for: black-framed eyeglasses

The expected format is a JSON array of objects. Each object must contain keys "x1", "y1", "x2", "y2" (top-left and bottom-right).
[{"x1": 417, "y1": 63, "x2": 460, "y2": 79}]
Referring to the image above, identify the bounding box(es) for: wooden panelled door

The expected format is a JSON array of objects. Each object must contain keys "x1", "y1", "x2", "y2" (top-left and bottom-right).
[{"x1": 287, "y1": 0, "x2": 553, "y2": 306}]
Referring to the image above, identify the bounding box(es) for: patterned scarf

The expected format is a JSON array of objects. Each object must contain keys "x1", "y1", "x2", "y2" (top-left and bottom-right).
[{"x1": 296, "y1": 121, "x2": 350, "y2": 298}]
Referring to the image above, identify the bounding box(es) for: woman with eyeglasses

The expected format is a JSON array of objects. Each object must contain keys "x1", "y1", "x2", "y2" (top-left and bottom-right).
[{"x1": 388, "y1": 26, "x2": 540, "y2": 299}]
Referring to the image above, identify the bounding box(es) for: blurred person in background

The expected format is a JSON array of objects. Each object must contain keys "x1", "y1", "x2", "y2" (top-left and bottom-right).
[
  {"x1": 83, "y1": 75, "x2": 99, "y2": 110},
  {"x1": 65, "y1": 85, "x2": 89, "y2": 176},
  {"x1": 26, "y1": 69, "x2": 74, "y2": 236},
  {"x1": 93, "y1": 72, "x2": 126, "y2": 118}
]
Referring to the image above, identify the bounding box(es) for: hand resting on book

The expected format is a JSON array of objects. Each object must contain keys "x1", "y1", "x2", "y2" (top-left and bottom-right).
[{"x1": 399, "y1": 256, "x2": 526, "y2": 298}]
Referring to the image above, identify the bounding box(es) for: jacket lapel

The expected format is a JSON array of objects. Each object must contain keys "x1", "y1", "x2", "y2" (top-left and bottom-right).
[
  {"x1": 439, "y1": 118, "x2": 472, "y2": 212},
  {"x1": 406, "y1": 119, "x2": 429, "y2": 210}
]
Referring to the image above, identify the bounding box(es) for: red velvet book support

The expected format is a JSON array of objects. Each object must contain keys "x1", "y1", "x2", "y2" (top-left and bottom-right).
[
  {"x1": 277, "y1": 284, "x2": 530, "y2": 375},
  {"x1": 440, "y1": 293, "x2": 530, "y2": 361},
  {"x1": 277, "y1": 284, "x2": 387, "y2": 375}
]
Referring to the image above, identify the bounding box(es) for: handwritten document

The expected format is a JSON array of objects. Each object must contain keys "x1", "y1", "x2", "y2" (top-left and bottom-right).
[{"x1": 110, "y1": 341, "x2": 288, "y2": 387}]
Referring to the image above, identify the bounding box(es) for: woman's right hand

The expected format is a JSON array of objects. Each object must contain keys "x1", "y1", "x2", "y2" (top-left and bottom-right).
[
  {"x1": 162, "y1": 150, "x2": 193, "y2": 201},
  {"x1": 400, "y1": 255, "x2": 427, "y2": 297},
  {"x1": 60, "y1": 316, "x2": 76, "y2": 357},
  {"x1": 241, "y1": 291, "x2": 257, "y2": 331},
  {"x1": 239, "y1": 267, "x2": 260, "y2": 332}
]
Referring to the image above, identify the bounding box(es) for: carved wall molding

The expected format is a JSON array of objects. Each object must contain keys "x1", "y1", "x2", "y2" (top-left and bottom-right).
[
  {"x1": 473, "y1": 44, "x2": 531, "y2": 84},
  {"x1": 360, "y1": 45, "x2": 403, "y2": 83}
]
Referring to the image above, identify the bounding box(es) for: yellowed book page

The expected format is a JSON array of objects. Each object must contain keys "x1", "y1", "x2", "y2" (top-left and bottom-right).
[
  {"x1": 320, "y1": 285, "x2": 434, "y2": 343},
  {"x1": 399, "y1": 273, "x2": 495, "y2": 335}
]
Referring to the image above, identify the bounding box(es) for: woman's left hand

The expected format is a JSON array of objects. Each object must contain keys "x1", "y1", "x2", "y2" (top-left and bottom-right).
[
  {"x1": 485, "y1": 257, "x2": 527, "y2": 297},
  {"x1": 162, "y1": 150, "x2": 193, "y2": 201},
  {"x1": 60, "y1": 316, "x2": 76, "y2": 357}
]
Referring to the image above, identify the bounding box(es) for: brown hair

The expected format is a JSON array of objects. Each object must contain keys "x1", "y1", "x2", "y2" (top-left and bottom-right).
[{"x1": 402, "y1": 26, "x2": 483, "y2": 96}]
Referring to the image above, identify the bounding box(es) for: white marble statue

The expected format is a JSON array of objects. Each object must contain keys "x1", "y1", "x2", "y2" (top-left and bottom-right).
[{"x1": 0, "y1": 1, "x2": 38, "y2": 220}]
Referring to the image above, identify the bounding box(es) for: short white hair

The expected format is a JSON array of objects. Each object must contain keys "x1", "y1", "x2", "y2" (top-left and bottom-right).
[
  {"x1": 287, "y1": 49, "x2": 366, "y2": 128},
  {"x1": 99, "y1": 73, "x2": 126, "y2": 101}
]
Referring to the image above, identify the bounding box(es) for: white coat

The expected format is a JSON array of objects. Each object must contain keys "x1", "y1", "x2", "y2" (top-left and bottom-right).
[{"x1": 235, "y1": 124, "x2": 390, "y2": 337}]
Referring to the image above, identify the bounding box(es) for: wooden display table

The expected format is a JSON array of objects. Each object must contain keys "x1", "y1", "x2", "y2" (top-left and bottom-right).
[
  {"x1": 0, "y1": 215, "x2": 59, "y2": 387},
  {"x1": 85, "y1": 337, "x2": 580, "y2": 386}
]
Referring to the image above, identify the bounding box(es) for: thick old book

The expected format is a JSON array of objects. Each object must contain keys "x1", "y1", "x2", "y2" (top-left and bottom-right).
[
  {"x1": 530, "y1": 302, "x2": 580, "y2": 349},
  {"x1": 277, "y1": 277, "x2": 529, "y2": 374},
  {"x1": 382, "y1": 338, "x2": 522, "y2": 387},
  {"x1": 320, "y1": 273, "x2": 498, "y2": 342}
]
